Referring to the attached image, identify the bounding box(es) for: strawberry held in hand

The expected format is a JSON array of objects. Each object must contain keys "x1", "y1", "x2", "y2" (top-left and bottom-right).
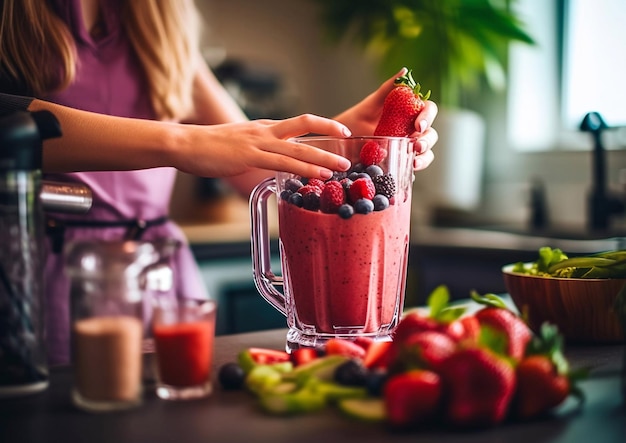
[{"x1": 374, "y1": 70, "x2": 430, "y2": 137}]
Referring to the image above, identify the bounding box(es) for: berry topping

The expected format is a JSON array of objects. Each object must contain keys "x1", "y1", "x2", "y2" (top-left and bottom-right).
[
  {"x1": 303, "y1": 192, "x2": 321, "y2": 211},
  {"x1": 365, "y1": 165, "x2": 384, "y2": 178},
  {"x1": 320, "y1": 180, "x2": 346, "y2": 214},
  {"x1": 338, "y1": 204, "x2": 354, "y2": 219},
  {"x1": 359, "y1": 141, "x2": 387, "y2": 166},
  {"x1": 354, "y1": 199, "x2": 374, "y2": 214},
  {"x1": 372, "y1": 195, "x2": 390, "y2": 211},
  {"x1": 285, "y1": 178, "x2": 304, "y2": 193},
  {"x1": 288, "y1": 192, "x2": 304, "y2": 207},
  {"x1": 348, "y1": 177, "x2": 376, "y2": 202},
  {"x1": 372, "y1": 174, "x2": 397, "y2": 199},
  {"x1": 307, "y1": 178, "x2": 326, "y2": 192}
]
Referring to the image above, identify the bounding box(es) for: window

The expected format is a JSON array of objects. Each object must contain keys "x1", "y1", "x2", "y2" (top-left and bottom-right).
[{"x1": 507, "y1": 0, "x2": 626, "y2": 152}]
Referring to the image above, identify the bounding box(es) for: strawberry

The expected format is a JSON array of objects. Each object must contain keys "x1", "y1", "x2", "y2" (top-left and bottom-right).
[
  {"x1": 471, "y1": 292, "x2": 531, "y2": 361},
  {"x1": 359, "y1": 141, "x2": 387, "y2": 166},
  {"x1": 439, "y1": 346, "x2": 516, "y2": 428},
  {"x1": 512, "y1": 323, "x2": 585, "y2": 420},
  {"x1": 290, "y1": 348, "x2": 319, "y2": 367},
  {"x1": 325, "y1": 338, "x2": 366, "y2": 359},
  {"x1": 398, "y1": 330, "x2": 457, "y2": 372},
  {"x1": 348, "y1": 177, "x2": 376, "y2": 203},
  {"x1": 353, "y1": 336, "x2": 375, "y2": 351},
  {"x1": 393, "y1": 310, "x2": 439, "y2": 343},
  {"x1": 394, "y1": 285, "x2": 467, "y2": 343},
  {"x1": 362, "y1": 341, "x2": 396, "y2": 369},
  {"x1": 319, "y1": 180, "x2": 345, "y2": 213},
  {"x1": 374, "y1": 70, "x2": 430, "y2": 137},
  {"x1": 514, "y1": 355, "x2": 570, "y2": 419},
  {"x1": 247, "y1": 347, "x2": 291, "y2": 365},
  {"x1": 383, "y1": 370, "x2": 442, "y2": 428}
]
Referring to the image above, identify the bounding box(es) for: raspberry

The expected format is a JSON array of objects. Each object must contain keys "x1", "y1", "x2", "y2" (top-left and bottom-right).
[
  {"x1": 348, "y1": 177, "x2": 376, "y2": 203},
  {"x1": 298, "y1": 184, "x2": 321, "y2": 197},
  {"x1": 359, "y1": 141, "x2": 387, "y2": 166},
  {"x1": 372, "y1": 174, "x2": 396, "y2": 199},
  {"x1": 320, "y1": 180, "x2": 345, "y2": 213},
  {"x1": 307, "y1": 178, "x2": 326, "y2": 193}
]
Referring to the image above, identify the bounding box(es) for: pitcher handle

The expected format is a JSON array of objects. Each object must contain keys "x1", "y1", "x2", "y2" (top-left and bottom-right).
[{"x1": 250, "y1": 177, "x2": 286, "y2": 316}]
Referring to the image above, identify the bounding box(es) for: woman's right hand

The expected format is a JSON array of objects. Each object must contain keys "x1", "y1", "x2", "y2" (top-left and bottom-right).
[{"x1": 173, "y1": 114, "x2": 353, "y2": 181}]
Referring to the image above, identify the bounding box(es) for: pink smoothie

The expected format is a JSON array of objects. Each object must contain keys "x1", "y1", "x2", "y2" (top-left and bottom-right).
[{"x1": 278, "y1": 195, "x2": 411, "y2": 336}]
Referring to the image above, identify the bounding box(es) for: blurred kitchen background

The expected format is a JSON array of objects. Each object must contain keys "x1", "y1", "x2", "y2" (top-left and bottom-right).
[{"x1": 169, "y1": 0, "x2": 626, "y2": 335}]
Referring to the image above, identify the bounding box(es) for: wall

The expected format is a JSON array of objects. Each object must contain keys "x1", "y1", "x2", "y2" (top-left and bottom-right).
[{"x1": 193, "y1": 0, "x2": 626, "y2": 231}]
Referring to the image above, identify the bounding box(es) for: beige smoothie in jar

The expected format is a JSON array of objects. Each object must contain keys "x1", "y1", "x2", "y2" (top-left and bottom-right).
[{"x1": 73, "y1": 315, "x2": 143, "y2": 409}]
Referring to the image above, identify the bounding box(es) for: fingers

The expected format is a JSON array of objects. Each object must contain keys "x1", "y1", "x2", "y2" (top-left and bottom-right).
[
  {"x1": 413, "y1": 149, "x2": 435, "y2": 171},
  {"x1": 414, "y1": 100, "x2": 438, "y2": 133},
  {"x1": 271, "y1": 114, "x2": 351, "y2": 139}
]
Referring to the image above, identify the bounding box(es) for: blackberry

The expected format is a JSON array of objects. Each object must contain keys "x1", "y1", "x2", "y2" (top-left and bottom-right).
[
  {"x1": 334, "y1": 359, "x2": 368, "y2": 386},
  {"x1": 354, "y1": 198, "x2": 374, "y2": 214},
  {"x1": 302, "y1": 192, "x2": 320, "y2": 211},
  {"x1": 372, "y1": 174, "x2": 396, "y2": 199},
  {"x1": 372, "y1": 194, "x2": 390, "y2": 211},
  {"x1": 330, "y1": 171, "x2": 348, "y2": 181}
]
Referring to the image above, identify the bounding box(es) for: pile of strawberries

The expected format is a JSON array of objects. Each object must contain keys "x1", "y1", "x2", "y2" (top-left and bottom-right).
[{"x1": 322, "y1": 287, "x2": 586, "y2": 429}]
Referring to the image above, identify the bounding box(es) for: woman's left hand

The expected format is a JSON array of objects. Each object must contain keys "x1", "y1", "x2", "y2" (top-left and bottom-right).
[{"x1": 333, "y1": 67, "x2": 438, "y2": 171}]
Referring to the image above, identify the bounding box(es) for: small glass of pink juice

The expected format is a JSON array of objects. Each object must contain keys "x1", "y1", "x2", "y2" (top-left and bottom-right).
[{"x1": 152, "y1": 298, "x2": 216, "y2": 400}]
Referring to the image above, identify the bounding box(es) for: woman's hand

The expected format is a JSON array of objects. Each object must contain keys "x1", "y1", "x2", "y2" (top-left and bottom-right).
[
  {"x1": 174, "y1": 114, "x2": 353, "y2": 181},
  {"x1": 333, "y1": 67, "x2": 438, "y2": 171}
]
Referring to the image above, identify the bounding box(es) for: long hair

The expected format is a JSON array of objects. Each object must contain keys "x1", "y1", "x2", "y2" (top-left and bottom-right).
[{"x1": 0, "y1": 0, "x2": 201, "y2": 120}]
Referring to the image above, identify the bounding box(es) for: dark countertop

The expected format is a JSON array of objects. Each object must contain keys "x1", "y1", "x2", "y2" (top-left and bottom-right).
[{"x1": 1, "y1": 329, "x2": 625, "y2": 443}]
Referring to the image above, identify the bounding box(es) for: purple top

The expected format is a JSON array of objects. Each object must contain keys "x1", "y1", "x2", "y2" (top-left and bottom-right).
[{"x1": 42, "y1": 0, "x2": 208, "y2": 365}]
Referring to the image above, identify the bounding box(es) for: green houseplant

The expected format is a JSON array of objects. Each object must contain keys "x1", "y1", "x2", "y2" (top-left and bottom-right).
[
  {"x1": 311, "y1": 0, "x2": 534, "y2": 108},
  {"x1": 312, "y1": 0, "x2": 535, "y2": 213}
]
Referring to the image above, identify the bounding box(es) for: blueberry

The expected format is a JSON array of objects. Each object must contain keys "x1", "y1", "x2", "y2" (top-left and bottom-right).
[
  {"x1": 348, "y1": 171, "x2": 360, "y2": 181},
  {"x1": 365, "y1": 165, "x2": 384, "y2": 177},
  {"x1": 285, "y1": 178, "x2": 304, "y2": 193},
  {"x1": 280, "y1": 189, "x2": 293, "y2": 201},
  {"x1": 354, "y1": 199, "x2": 374, "y2": 214},
  {"x1": 288, "y1": 192, "x2": 304, "y2": 207},
  {"x1": 334, "y1": 359, "x2": 368, "y2": 386},
  {"x1": 372, "y1": 194, "x2": 390, "y2": 211},
  {"x1": 218, "y1": 362, "x2": 246, "y2": 390},
  {"x1": 338, "y1": 204, "x2": 354, "y2": 219},
  {"x1": 353, "y1": 162, "x2": 365, "y2": 173},
  {"x1": 365, "y1": 368, "x2": 389, "y2": 396}
]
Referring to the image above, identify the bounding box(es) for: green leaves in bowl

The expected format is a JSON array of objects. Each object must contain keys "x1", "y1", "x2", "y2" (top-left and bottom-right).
[{"x1": 512, "y1": 247, "x2": 626, "y2": 279}]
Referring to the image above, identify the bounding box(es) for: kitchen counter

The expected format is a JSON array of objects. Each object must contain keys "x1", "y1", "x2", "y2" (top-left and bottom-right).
[{"x1": 1, "y1": 329, "x2": 624, "y2": 443}]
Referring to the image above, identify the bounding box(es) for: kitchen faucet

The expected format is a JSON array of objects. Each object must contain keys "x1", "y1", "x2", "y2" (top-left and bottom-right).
[{"x1": 580, "y1": 112, "x2": 625, "y2": 231}]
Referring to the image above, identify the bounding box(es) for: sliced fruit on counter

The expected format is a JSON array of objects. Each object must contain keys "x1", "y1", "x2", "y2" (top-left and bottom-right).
[
  {"x1": 219, "y1": 286, "x2": 588, "y2": 430},
  {"x1": 337, "y1": 397, "x2": 386, "y2": 422},
  {"x1": 238, "y1": 347, "x2": 292, "y2": 373}
]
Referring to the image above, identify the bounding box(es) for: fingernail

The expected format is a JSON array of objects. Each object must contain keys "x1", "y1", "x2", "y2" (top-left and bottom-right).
[
  {"x1": 320, "y1": 169, "x2": 333, "y2": 179},
  {"x1": 342, "y1": 126, "x2": 352, "y2": 137},
  {"x1": 419, "y1": 119, "x2": 428, "y2": 133},
  {"x1": 413, "y1": 157, "x2": 422, "y2": 171},
  {"x1": 338, "y1": 157, "x2": 351, "y2": 170},
  {"x1": 417, "y1": 140, "x2": 428, "y2": 154}
]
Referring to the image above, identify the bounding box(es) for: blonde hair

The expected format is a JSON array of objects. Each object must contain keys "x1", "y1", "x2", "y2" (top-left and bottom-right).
[{"x1": 0, "y1": 0, "x2": 201, "y2": 121}]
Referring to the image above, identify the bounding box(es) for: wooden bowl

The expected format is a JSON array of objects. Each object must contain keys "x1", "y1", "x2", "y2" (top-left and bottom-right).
[{"x1": 502, "y1": 264, "x2": 626, "y2": 343}]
